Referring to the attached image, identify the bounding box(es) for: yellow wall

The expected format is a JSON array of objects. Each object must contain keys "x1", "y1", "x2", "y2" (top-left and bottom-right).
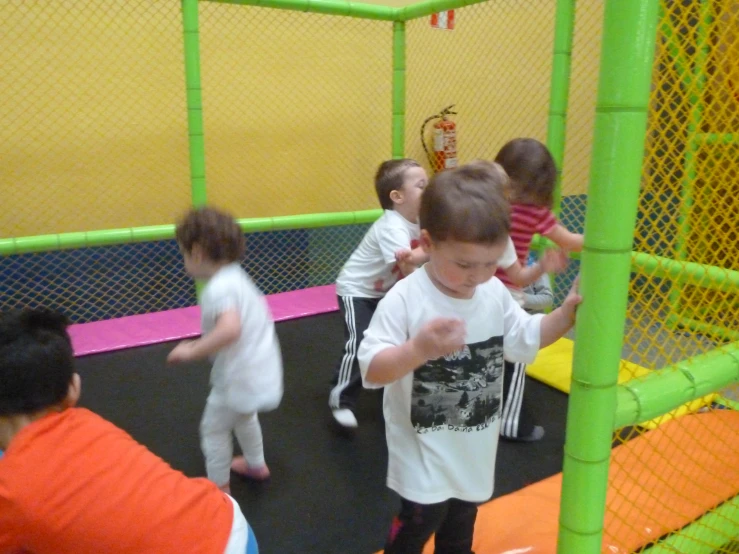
[
  {"x1": 1, "y1": 0, "x2": 191, "y2": 237},
  {"x1": 2, "y1": 0, "x2": 602, "y2": 238}
]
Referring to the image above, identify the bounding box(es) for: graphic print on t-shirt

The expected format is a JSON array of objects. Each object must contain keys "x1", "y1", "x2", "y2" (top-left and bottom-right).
[{"x1": 411, "y1": 336, "x2": 503, "y2": 433}]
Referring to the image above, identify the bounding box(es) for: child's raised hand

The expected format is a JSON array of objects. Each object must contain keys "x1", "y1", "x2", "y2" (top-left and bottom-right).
[
  {"x1": 540, "y1": 248, "x2": 569, "y2": 274},
  {"x1": 411, "y1": 318, "x2": 466, "y2": 361},
  {"x1": 562, "y1": 275, "x2": 582, "y2": 324},
  {"x1": 167, "y1": 340, "x2": 196, "y2": 364},
  {"x1": 395, "y1": 249, "x2": 413, "y2": 264}
]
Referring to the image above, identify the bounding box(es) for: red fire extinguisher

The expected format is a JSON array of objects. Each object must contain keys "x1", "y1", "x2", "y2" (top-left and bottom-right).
[{"x1": 422, "y1": 105, "x2": 458, "y2": 173}]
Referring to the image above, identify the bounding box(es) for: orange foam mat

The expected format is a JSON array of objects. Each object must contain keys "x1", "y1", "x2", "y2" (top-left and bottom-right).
[{"x1": 376, "y1": 410, "x2": 739, "y2": 554}]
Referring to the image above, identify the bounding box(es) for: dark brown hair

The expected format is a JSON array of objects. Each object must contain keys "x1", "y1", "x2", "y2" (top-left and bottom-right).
[
  {"x1": 420, "y1": 161, "x2": 510, "y2": 244},
  {"x1": 175, "y1": 206, "x2": 245, "y2": 263},
  {"x1": 0, "y1": 309, "x2": 74, "y2": 416},
  {"x1": 494, "y1": 138, "x2": 557, "y2": 207},
  {"x1": 375, "y1": 158, "x2": 421, "y2": 210}
]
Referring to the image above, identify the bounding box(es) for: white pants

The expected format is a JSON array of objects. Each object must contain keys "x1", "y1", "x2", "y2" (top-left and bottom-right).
[
  {"x1": 223, "y1": 495, "x2": 250, "y2": 554},
  {"x1": 201, "y1": 389, "x2": 265, "y2": 487}
]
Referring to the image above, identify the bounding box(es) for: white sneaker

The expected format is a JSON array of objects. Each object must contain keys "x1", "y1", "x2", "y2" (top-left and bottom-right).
[{"x1": 332, "y1": 408, "x2": 358, "y2": 428}]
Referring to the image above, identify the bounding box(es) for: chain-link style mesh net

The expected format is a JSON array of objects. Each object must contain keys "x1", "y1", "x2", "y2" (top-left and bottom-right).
[
  {"x1": 405, "y1": 1, "x2": 554, "y2": 170},
  {"x1": 0, "y1": 0, "x2": 192, "y2": 238},
  {"x1": 199, "y1": 4, "x2": 391, "y2": 217},
  {"x1": 0, "y1": 225, "x2": 369, "y2": 323},
  {"x1": 606, "y1": 1, "x2": 739, "y2": 551}
]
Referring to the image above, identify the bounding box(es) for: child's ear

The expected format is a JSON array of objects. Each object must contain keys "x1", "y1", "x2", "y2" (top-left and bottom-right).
[
  {"x1": 420, "y1": 230, "x2": 433, "y2": 253},
  {"x1": 389, "y1": 189, "x2": 404, "y2": 205},
  {"x1": 64, "y1": 373, "x2": 82, "y2": 408}
]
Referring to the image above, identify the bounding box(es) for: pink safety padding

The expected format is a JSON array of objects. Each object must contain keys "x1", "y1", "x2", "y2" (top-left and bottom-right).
[{"x1": 69, "y1": 285, "x2": 338, "y2": 357}]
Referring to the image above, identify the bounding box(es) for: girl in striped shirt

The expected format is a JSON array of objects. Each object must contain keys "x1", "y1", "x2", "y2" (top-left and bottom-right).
[{"x1": 494, "y1": 137, "x2": 584, "y2": 441}]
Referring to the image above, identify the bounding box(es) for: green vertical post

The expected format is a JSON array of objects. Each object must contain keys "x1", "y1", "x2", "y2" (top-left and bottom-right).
[
  {"x1": 669, "y1": 0, "x2": 712, "y2": 327},
  {"x1": 182, "y1": 0, "x2": 207, "y2": 299},
  {"x1": 182, "y1": 0, "x2": 207, "y2": 207},
  {"x1": 544, "y1": 0, "x2": 575, "y2": 300},
  {"x1": 392, "y1": 21, "x2": 406, "y2": 158},
  {"x1": 557, "y1": 1, "x2": 660, "y2": 553},
  {"x1": 547, "y1": 0, "x2": 575, "y2": 218}
]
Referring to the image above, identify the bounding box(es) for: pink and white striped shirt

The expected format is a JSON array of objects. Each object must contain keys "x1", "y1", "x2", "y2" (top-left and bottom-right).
[{"x1": 495, "y1": 204, "x2": 557, "y2": 289}]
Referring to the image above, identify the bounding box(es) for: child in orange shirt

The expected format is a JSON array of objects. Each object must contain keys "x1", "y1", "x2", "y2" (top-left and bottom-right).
[{"x1": 0, "y1": 308, "x2": 258, "y2": 554}]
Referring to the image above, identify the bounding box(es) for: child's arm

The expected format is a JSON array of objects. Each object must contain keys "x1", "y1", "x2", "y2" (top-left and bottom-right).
[
  {"x1": 503, "y1": 248, "x2": 568, "y2": 288},
  {"x1": 167, "y1": 310, "x2": 241, "y2": 363},
  {"x1": 539, "y1": 277, "x2": 581, "y2": 348},
  {"x1": 363, "y1": 318, "x2": 466, "y2": 385},
  {"x1": 543, "y1": 223, "x2": 584, "y2": 252},
  {"x1": 522, "y1": 273, "x2": 554, "y2": 313},
  {"x1": 395, "y1": 246, "x2": 429, "y2": 277}
]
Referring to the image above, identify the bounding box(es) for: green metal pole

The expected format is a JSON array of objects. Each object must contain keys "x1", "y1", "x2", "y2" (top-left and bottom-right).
[
  {"x1": 0, "y1": 210, "x2": 383, "y2": 256},
  {"x1": 557, "y1": 2, "x2": 660, "y2": 553},
  {"x1": 643, "y1": 493, "x2": 739, "y2": 554},
  {"x1": 696, "y1": 132, "x2": 739, "y2": 145},
  {"x1": 183, "y1": 0, "x2": 207, "y2": 208},
  {"x1": 392, "y1": 21, "x2": 406, "y2": 159},
  {"x1": 544, "y1": 0, "x2": 575, "y2": 300},
  {"x1": 207, "y1": 0, "x2": 399, "y2": 21},
  {"x1": 614, "y1": 342, "x2": 739, "y2": 428},
  {"x1": 631, "y1": 250, "x2": 739, "y2": 294},
  {"x1": 396, "y1": 0, "x2": 485, "y2": 22},
  {"x1": 664, "y1": 313, "x2": 739, "y2": 342},
  {"x1": 547, "y1": 0, "x2": 575, "y2": 218},
  {"x1": 669, "y1": 0, "x2": 712, "y2": 330}
]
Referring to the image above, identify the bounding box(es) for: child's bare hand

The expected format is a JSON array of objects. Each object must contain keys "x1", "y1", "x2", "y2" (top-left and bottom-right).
[
  {"x1": 540, "y1": 248, "x2": 569, "y2": 274},
  {"x1": 395, "y1": 249, "x2": 413, "y2": 264},
  {"x1": 167, "y1": 340, "x2": 196, "y2": 364},
  {"x1": 562, "y1": 275, "x2": 582, "y2": 323},
  {"x1": 411, "y1": 318, "x2": 466, "y2": 360}
]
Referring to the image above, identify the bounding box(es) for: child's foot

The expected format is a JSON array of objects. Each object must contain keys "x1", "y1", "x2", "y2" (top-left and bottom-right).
[
  {"x1": 230, "y1": 456, "x2": 271, "y2": 481},
  {"x1": 501, "y1": 425, "x2": 545, "y2": 443},
  {"x1": 332, "y1": 408, "x2": 358, "y2": 428}
]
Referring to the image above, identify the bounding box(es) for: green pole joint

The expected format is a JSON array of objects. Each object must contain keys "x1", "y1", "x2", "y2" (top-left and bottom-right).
[
  {"x1": 396, "y1": 0, "x2": 483, "y2": 22},
  {"x1": 557, "y1": 1, "x2": 660, "y2": 553}
]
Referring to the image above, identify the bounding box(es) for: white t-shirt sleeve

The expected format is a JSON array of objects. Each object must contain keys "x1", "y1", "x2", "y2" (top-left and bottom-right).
[
  {"x1": 497, "y1": 237, "x2": 518, "y2": 269},
  {"x1": 358, "y1": 289, "x2": 409, "y2": 389},
  {"x1": 203, "y1": 282, "x2": 240, "y2": 323},
  {"x1": 377, "y1": 225, "x2": 414, "y2": 265},
  {"x1": 499, "y1": 283, "x2": 544, "y2": 364}
]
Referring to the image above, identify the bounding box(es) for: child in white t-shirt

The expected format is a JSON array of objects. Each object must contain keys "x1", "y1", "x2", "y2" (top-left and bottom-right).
[
  {"x1": 395, "y1": 159, "x2": 568, "y2": 299},
  {"x1": 168, "y1": 207, "x2": 283, "y2": 494},
  {"x1": 329, "y1": 159, "x2": 428, "y2": 429},
  {"x1": 358, "y1": 162, "x2": 580, "y2": 553}
]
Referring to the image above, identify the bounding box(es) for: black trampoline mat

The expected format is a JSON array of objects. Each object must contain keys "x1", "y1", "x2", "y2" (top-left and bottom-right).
[{"x1": 75, "y1": 312, "x2": 569, "y2": 554}]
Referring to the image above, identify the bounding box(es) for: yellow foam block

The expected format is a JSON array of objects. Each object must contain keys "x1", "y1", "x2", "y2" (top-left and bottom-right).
[{"x1": 526, "y1": 338, "x2": 715, "y2": 429}]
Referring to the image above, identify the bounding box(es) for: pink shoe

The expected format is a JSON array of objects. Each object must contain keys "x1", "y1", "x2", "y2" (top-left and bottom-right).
[{"x1": 230, "y1": 456, "x2": 271, "y2": 481}]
